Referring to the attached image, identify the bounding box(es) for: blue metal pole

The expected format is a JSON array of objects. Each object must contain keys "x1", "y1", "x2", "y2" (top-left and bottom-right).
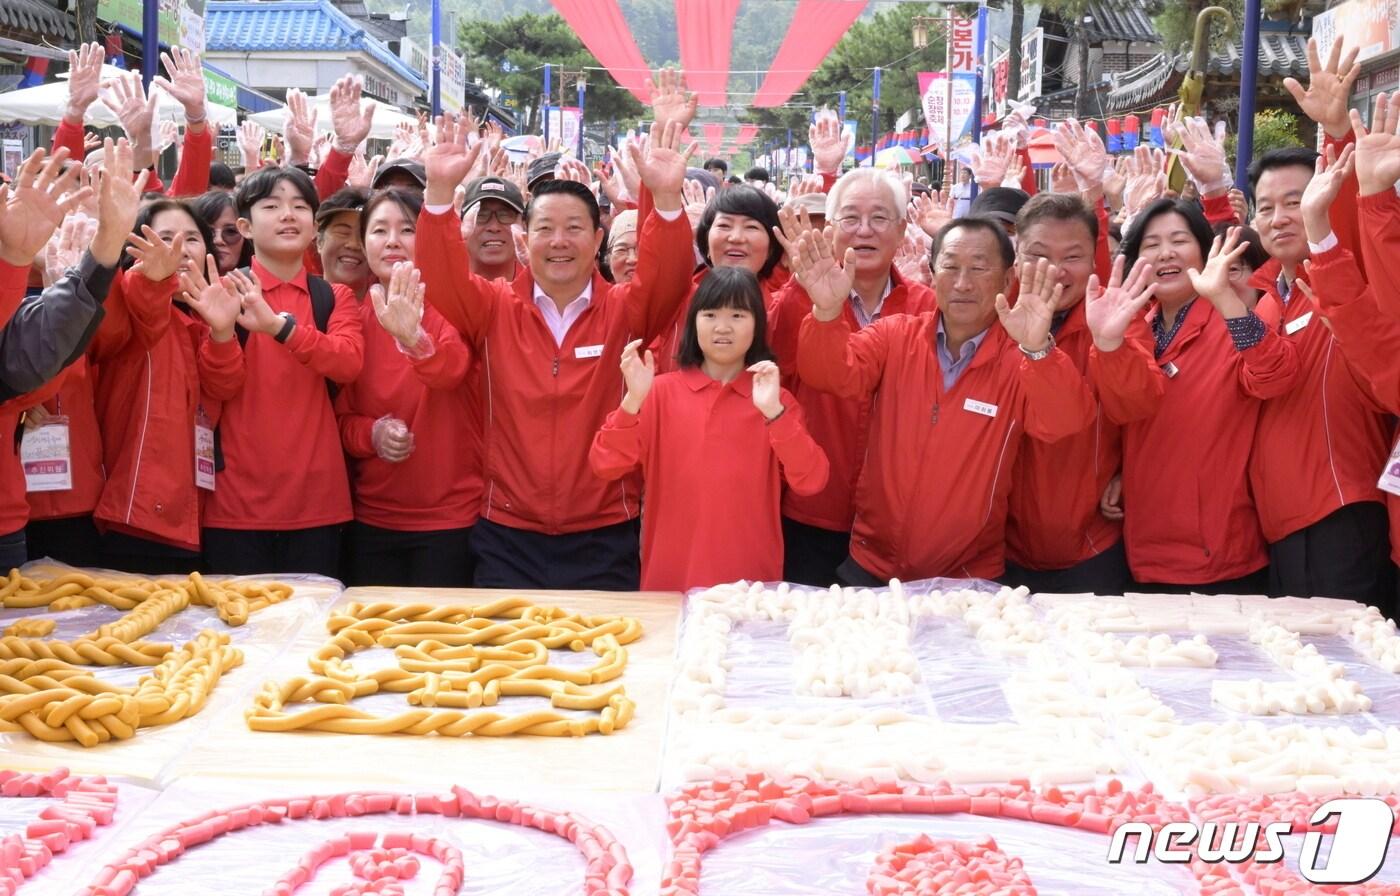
[
  {"x1": 872, "y1": 67, "x2": 882, "y2": 152},
  {"x1": 1235, "y1": 0, "x2": 1262, "y2": 187},
  {"x1": 970, "y1": 4, "x2": 989, "y2": 199},
  {"x1": 430, "y1": 0, "x2": 442, "y2": 117},
  {"x1": 141, "y1": 0, "x2": 159, "y2": 90},
  {"x1": 577, "y1": 78, "x2": 586, "y2": 160},
  {"x1": 838, "y1": 90, "x2": 847, "y2": 121},
  {"x1": 543, "y1": 64, "x2": 552, "y2": 142}
]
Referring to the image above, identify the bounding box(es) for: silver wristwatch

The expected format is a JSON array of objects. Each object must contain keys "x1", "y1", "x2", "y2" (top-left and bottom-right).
[{"x1": 1019, "y1": 334, "x2": 1055, "y2": 361}]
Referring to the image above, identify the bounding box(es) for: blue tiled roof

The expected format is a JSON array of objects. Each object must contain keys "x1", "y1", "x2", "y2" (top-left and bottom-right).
[{"x1": 205, "y1": 0, "x2": 426, "y2": 92}]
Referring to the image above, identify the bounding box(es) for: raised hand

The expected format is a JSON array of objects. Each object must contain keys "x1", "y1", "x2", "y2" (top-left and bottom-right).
[
  {"x1": 998, "y1": 258, "x2": 1062, "y2": 351},
  {"x1": 1052, "y1": 119, "x2": 1110, "y2": 192},
  {"x1": 179, "y1": 255, "x2": 241, "y2": 341},
  {"x1": 153, "y1": 46, "x2": 207, "y2": 125},
  {"x1": 64, "y1": 43, "x2": 106, "y2": 125},
  {"x1": 893, "y1": 231, "x2": 932, "y2": 286},
  {"x1": 555, "y1": 157, "x2": 593, "y2": 186},
  {"x1": 1104, "y1": 157, "x2": 1129, "y2": 209},
  {"x1": 748, "y1": 360, "x2": 784, "y2": 420},
  {"x1": 0, "y1": 148, "x2": 90, "y2": 267},
  {"x1": 226, "y1": 267, "x2": 283, "y2": 335},
  {"x1": 774, "y1": 203, "x2": 820, "y2": 256},
  {"x1": 1123, "y1": 146, "x2": 1168, "y2": 218},
  {"x1": 1085, "y1": 255, "x2": 1157, "y2": 351},
  {"x1": 42, "y1": 214, "x2": 97, "y2": 287},
  {"x1": 909, "y1": 189, "x2": 956, "y2": 239},
  {"x1": 971, "y1": 134, "x2": 1017, "y2": 190},
  {"x1": 156, "y1": 119, "x2": 180, "y2": 154},
  {"x1": 1350, "y1": 92, "x2": 1400, "y2": 196},
  {"x1": 1186, "y1": 227, "x2": 1251, "y2": 315},
  {"x1": 1284, "y1": 37, "x2": 1361, "y2": 139},
  {"x1": 683, "y1": 178, "x2": 713, "y2": 230},
  {"x1": 127, "y1": 225, "x2": 188, "y2": 283},
  {"x1": 618, "y1": 338, "x2": 655, "y2": 413},
  {"x1": 629, "y1": 121, "x2": 695, "y2": 209},
  {"x1": 99, "y1": 72, "x2": 158, "y2": 168},
  {"x1": 788, "y1": 174, "x2": 825, "y2": 197},
  {"x1": 92, "y1": 138, "x2": 151, "y2": 266},
  {"x1": 328, "y1": 75, "x2": 376, "y2": 153},
  {"x1": 810, "y1": 109, "x2": 851, "y2": 175},
  {"x1": 780, "y1": 226, "x2": 855, "y2": 320},
  {"x1": 1301, "y1": 142, "x2": 1356, "y2": 244},
  {"x1": 1172, "y1": 116, "x2": 1231, "y2": 195},
  {"x1": 369, "y1": 261, "x2": 427, "y2": 347},
  {"x1": 283, "y1": 88, "x2": 319, "y2": 166},
  {"x1": 1228, "y1": 187, "x2": 1249, "y2": 224},
  {"x1": 422, "y1": 112, "x2": 485, "y2": 206},
  {"x1": 1050, "y1": 161, "x2": 1078, "y2": 195},
  {"x1": 648, "y1": 67, "x2": 698, "y2": 132},
  {"x1": 238, "y1": 119, "x2": 266, "y2": 170}
]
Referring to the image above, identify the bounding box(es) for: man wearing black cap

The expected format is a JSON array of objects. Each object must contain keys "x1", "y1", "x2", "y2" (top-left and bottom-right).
[
  {"x1": 969, "y1": 187, "x2": 1030, "y2": 238},
  {"x1": 372, "y1": 158, "x2": 427, "y2": 194},
  {"x1": 459, "y1": 176, "x2": 525, "y2": 282},
  {"x1": 526, "y1": 152, "x2": 563, "y2": 195},
  {"x1": 315, "y1": 186, "x2": 370, "y2": 298}
]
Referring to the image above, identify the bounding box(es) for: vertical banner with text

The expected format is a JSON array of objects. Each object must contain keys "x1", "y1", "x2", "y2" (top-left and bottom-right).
[{"x1": 919, "y1": 72, "x2": 978, "y2": 150}]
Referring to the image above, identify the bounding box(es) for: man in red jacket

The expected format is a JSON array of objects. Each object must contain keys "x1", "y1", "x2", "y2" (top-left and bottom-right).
[
  {"x1": 794, "y1": 217, "x2": 1096, "y2": 583},
  {"x1": 415, "y1": 113, "x2": 695, "y2": 589}
]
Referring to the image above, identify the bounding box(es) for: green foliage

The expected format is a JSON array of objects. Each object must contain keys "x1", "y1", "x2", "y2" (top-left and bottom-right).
[
  {"x1": 456, "y1": 12, "x2": 645, "y2": 134},
  {"x1": 1153, "y1": 0, "x2": 1246, "y2": 57},
  {"x1": 1224, "y1": 108, "x2": 1307, "y2": 162}
]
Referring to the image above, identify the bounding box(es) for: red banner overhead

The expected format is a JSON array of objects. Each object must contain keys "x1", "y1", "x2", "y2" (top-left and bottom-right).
[
  {"x1": 677, "y1": 0, "x2": 743, "y2": 107},
  {"x1": 751, "y1": 0, "x2": 865, "y2": 107},
  {"x1": 702, "y1": 123, "x2": 727, "y2": 156},
  {"x1": 549, "y1": 0, "x2": 653, "y2": 102},
  {"x1": 735, "y1": 125, "x2": 760, "y2": 146}
]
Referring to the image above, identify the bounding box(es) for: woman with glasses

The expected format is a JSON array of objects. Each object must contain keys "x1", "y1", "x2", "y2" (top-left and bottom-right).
[
  {"x1": 191, "y1": 191, "x2": 251, "y2": 275},
  {"x1": 333, "y1": 188, "x2": 481, "y2": 586}
]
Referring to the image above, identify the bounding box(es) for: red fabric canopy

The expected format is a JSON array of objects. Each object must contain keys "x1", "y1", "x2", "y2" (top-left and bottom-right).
[
  {"x1": 676, "y1": 0, "x2": 743, "y2": 107},
  {"x1": 702, "y1": 123, "x2": 727, "y2": 157},
  {"x1": 735, "y1": 125, "x2": 760, "y2": 146},
  {"x1": 549, "y1": 0, "x2": 653, "y2": 102},
  {"x1": 752, "y1": 0, "x2": 865, "y2": 107}
]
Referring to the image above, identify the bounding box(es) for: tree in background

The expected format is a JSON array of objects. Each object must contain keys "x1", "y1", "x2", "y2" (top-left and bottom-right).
[
  {"x1": 1225, "y1": 108, "x2": 1306, "y2": 161},
  {"x1": 1154, "y1": 0, "x2": 1244, "y2": 55},
  {"x1": 458, "y1": 12, "x2": 645, "y2": 135}
]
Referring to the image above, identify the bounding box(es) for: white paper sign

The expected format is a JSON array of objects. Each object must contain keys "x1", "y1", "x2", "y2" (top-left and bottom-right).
[
  {"x1": 21, "y1": 421, "x2": 72, "y2": 492},
  {"x1": 963, "y1": 398, "x2": 999, "y2": 418},
  {"x1": 195, "y1": 407, "x2": 216, "y2": 491},
  {"x1": 574, "y1": 344, "x2": 604, "y2": 359},
  {"x1": 1286, "y1": 311, "x2": 1313, "y2": 335}
]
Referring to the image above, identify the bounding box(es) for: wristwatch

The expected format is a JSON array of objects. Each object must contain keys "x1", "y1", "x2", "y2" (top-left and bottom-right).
[
  {"x1": 1019, "y1": 334, "x2": 1055, "y2": 361},
  {"x1": 273, "y1": 312, "x2": 297, "y2": 344}
]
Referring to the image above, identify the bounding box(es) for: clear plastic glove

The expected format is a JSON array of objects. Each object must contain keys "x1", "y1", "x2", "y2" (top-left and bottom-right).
[{"x1": 371, "y1": 415, "x2": 414, "y2": 463}]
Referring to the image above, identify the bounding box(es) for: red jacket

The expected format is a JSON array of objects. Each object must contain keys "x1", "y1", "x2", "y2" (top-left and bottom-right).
[
  {"x1": 590, "y1": 368, "x2": 828, "y2": 590},
  {"x1": 768, "y1": 268, "x2": 938, "y2": 532},
  {"x1": 1120, "y1": 301, "x2": 1298, "y2": 584},
  {"x1": 52, "y1": 119, "x2": 213, "y2": 197},
  {"x1": 25, "y1": 359, "x2": 104, "y2": 521},
  {"x1": 202, "y1": 258, "x2": 362, "y2": 530},
  {"x1": 415, "y1": 204, "x2": 695, "y2": 534},
  {"x1": 1248, "y1": 252, "x2": 1390, "y2": 543},
  {"x1": 1006, "y1": 301, "x2": 1164, "y2": 570},
  {"x1": 88, "y1": 269, "x2": 244, "y2": 550},
  {"x1": 1360, "y1": 191, "x2": 1400, "y2": 325},
  {"x1": 335, "y1": 298, "x2": 481, "y2": 531},
  {"x1": 797, "y1": 310, "x2": 1096, "y2": 581}
]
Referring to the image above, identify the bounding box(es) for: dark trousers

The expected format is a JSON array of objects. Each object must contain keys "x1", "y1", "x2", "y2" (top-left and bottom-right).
[
  {"x1": 1003, "y1": 540, "x2": 1134, "y2": 595},
  {"x1": 1269, "y1": 502, "x2": 1394, "y2": 612},
  {"x1": 837, "y1": 555, "x2": 887, "y2": 587},
  {"x1": 26, "y1": 515, "x2": 103, "y2": 568},
  {"x1": 0, "y1": 528, "x2": 26, "y2": 571},
  {"x1": 472, "y1": 518, "x2": 640, "y2": 590},
  {"x1": 344, "y1": 522, "x2": 474, "y2": 587},
  {"x1": 782, "y1": 517, "x2": 850, "y2": 587},
  {"x1": 102, "y1": 531, "x2": 202, "y2": 577},
  {"x1": 202, "y1": 525, "x2": 344, "y2": 579},
  {"x1": 1134, "y1": 567, "x2": 1270, "y2": 596}
]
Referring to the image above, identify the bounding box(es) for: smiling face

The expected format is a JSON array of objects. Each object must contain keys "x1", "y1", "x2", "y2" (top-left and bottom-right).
[
  {"x1": 832, "y1": 179, "x2": 906, "y2": 281},
  {"x1": 1017, "y1": 217, "x2": 1095, "y2": 309},
  {"x1": 240, "y1": 179, "x2": 315, "y2": 260},
  {"x1": 1136, "y1": 211, "x2": 1204, "y2": 306},
  {"x1": 707, "y1": 212, "x2": 771, "y2": 275},
  {"x1": 363, "y1": 201, "x2": 416, "y2": 283},
  {"x1": 696, "y1": 303, "x2": 756, "y2": 368},
  {"x1": 933, "y1": 225, "x2": 1013, "y2": 334},
  {"x1": 209, "y1": 204, "x2": 244, "y2": 274},
  {"x1": 526, "y1": 193, "x2": 604, "y2": 293},
  {"x1": 1252, "y1": 164, "x2": 1312, "y2": 267},
  {"x1": 317, "y1": 211, "x2": 367, "y2": 288},
  {"x1": 149, "y1": 207, "x2": 208, "y2": 278},
  {"x1": 466, "y1": 198, "x2": 521, "y2": 268}
]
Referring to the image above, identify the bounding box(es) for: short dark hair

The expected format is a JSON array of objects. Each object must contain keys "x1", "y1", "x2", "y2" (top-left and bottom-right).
[
  {"x1": 525, "y1": 178, "x2": 601, "y2": 230},
  {"x1": 360, "y1": 188, "x2": 423, "y2": 244},
  {"x1": 317, "y1": 186, "x2": 369, "y2": 233},
  {"x1": 1214, "y1": 222, "x2": 1269, "y2": 273},
  {"x1": 1120, "y1": 198, "x2": 1215, "y2": 271},
  {"x1": 704, "y1": 158, "x2": 728, "y2": 174},
  {"x1": 120, "y1": 198, "x2": 214, "y2": 271},
  {"x1": 1247, "y1": 147, "x2": 1317, "y2": 193},
  {"x1": 726, "y1": 175, "x2": 742, "y2": 186},
  {"x1": 676, "y1": 266, "x2": 775, "y2": 368},
  {"x1": 190, "y1": 189, "x2": 236, "y2": 229},
  {"x1": 208, "y1": 162, "x2": 236, "y2": 190},
  {"x1": 1016, "y1": 192, "x2": 1099, "y2": 243},
  {"x1": 234, "y1": 165, "x2": 319, "y2": 219},
  {"x1": 744, "y1": 167, "x2": 770, "y2": 183},
  {"x1": 695, "y1": 184, "x2": 783, "y2": 280},
  {"x1": 932, "y1": 216, "x2": 1016, "y2": 269}
]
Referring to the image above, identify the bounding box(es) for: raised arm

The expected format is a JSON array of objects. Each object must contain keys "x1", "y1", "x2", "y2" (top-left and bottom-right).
[{"x1": 614, "y1": 120, "x2": 695, "y2": 339}]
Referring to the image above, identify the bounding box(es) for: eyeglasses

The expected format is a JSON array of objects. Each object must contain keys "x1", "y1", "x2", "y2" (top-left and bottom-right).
[
  {"x1": 475, "y1": 208, "x2": 521, "y2": 226},
  {"x1": 215, "y1": 226, "x2": 242, "y2": 243},
  {"x1": 835, "y1": 213, "x2": 895, "y2": 233},
  {"x1": 609, "y1": 244, "x2": 639, "y2": 259}
]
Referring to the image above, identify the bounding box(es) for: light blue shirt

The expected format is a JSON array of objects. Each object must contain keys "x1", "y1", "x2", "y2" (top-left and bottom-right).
[{"x1": 935, "y1": 318, "x2": 989, "y2": 390}]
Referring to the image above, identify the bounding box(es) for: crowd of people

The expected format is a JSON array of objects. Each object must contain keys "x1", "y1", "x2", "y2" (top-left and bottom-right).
[{"x1": 0, "y1": 40, "x2": 1396, "y2": 613}]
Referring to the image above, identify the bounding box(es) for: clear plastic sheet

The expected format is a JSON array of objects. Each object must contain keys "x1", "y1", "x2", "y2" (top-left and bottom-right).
[
  {"x1": 76, "y1": 777, "x2": 667, "y2": 896},
  {"x1": 0, "y1": 562, "x2": 344, "y2": 781},
  {"x1": 0, "y1": 779, "x2": 159, "y2": 896}
]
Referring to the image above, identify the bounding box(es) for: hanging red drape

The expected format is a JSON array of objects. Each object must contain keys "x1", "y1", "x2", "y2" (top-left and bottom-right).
[
  {"x1": 549, "y1": 0, "x2": 653, "y2": 102},
  {"x1": 702, "y1": 124, "x2": 727, "y2": 157},
  {"x1": 735, "y1": 125, "x2": 760, "y2": 146},
  {"x1": 676, "y1": 0, "x2": 743, "y2": 107},
  {"x1": 752, "y1": 0, "x2": 865, "y2": 107}
]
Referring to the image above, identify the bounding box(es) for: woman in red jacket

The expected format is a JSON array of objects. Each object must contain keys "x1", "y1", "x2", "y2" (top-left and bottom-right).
[
  {"x1": 334, "y1": 189, "x2": 481, "y2": 586},
  {"x1": 1112, "y1": 202, "x2": 1298, "y2": 592},
  {"x1": 89, "y1": 198, "x2": 245, "y2": 574},
  {"x1": 591, "y1": 266, "x2": 828, "y2": 591}
]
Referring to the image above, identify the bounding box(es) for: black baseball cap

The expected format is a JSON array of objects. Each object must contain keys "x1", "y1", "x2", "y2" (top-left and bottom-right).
[
  {"x1": 372, "y1": 158, "x2": 427, "y2": 190},
  {"x1": 461, "y1": 176, "x2": 526, "y2": 217},
  {"x1": 527, "y1": 152, "x2": 563, "y2": 190},
  {"x1": 969, "y1": 187, "x2": 1030, "y2": 226},
  {"x1": 314, "y1": 186, "x2": 369, "y2": 227}
]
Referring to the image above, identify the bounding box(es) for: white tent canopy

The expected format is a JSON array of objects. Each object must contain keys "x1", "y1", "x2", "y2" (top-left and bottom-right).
[
  {"x1": 248, "y1": 94, "x2": 418, "y2": 142},
  {"x1": 0, "y1": 65, "x2": 237, "y2": 128}
]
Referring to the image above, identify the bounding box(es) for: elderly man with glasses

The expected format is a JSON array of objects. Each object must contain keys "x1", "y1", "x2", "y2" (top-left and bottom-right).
[{"x1": 458, "y1": 176, "x2": 526, "y2": 282}]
